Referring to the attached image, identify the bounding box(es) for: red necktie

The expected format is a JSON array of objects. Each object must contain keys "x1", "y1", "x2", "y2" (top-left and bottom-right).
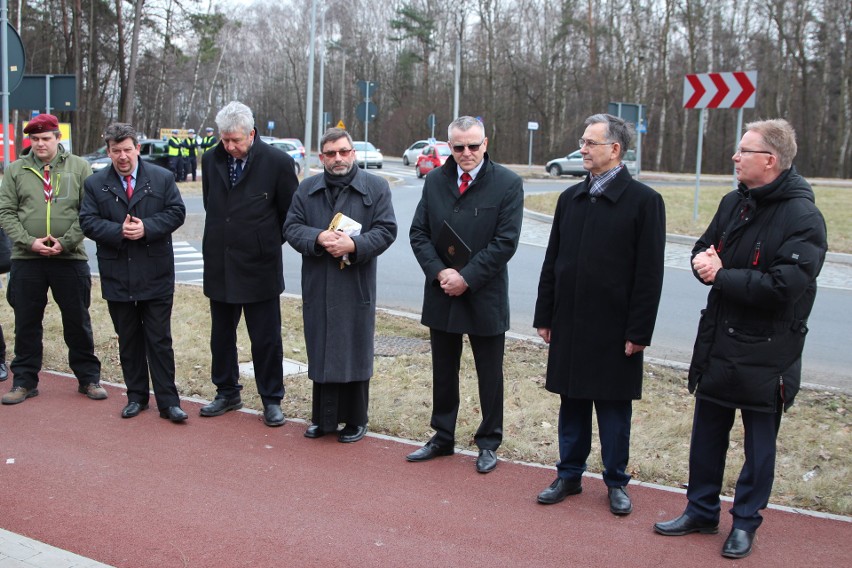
[
  {"x1": 43, "y1": 165, "x2": 52, "y2": 202},
  {"x1": 459, "y1": 172, "x2": 472, "y2": 194},
  {"x1": 124, "y1": 175, "x2": 134, "y2": 199}
]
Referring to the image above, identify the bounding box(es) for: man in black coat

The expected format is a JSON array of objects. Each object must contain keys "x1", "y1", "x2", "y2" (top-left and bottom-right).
[
  {"x1": 199, "y1": 101, "x2": 299, "y2": 427},
  {"x1": 80, "y1": 123, "x2": 188, "y2": 422},
  {"x1": 533, "y1": 114, "x2": 666, "y2": 515},
  {"x1": 408, "y1": 116, "x2": 523, "y2": 474},
  {"x1": 653, "y1": 119, "x2": 827, "y2": 559}
]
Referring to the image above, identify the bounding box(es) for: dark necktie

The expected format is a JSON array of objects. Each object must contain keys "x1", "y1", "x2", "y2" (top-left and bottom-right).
[
  {"x1": 459, "y1": 172, "x2": 472, "y2": 194},
  {"x1": 231, "y1": 159, "x2": 243, "y2": 185},
  {"x1": 124, "y1": 175, "x2": 134, "y2": 199}
]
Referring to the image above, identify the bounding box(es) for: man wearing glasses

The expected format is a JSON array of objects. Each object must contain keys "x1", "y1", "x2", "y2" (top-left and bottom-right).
[
  {"x1": 199, "y1": 101, "x2": 299, "y2": 427},
  {"x1": 284, "y1": 128, "x2": 397, "y2": 443},
  {"x1": 408, "y1": 116, "x2": 523, "y2": 474},
  {"x1": 533, "y1": 114, "x2": 666, "y2": 515},
  {"x1": 654, "y1": 119, "x2": 826, "y2": 559}
]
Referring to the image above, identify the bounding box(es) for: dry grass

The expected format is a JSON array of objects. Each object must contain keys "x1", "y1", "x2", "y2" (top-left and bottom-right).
[
  {"x1": 525, "y1": 183, "x2": 852, "y2": 254},
  {"x1": 4, "y1": 281, "x2": 849, "y2": 516}
]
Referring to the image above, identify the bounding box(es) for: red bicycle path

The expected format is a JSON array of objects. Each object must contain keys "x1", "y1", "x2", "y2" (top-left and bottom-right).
[{"x1": 0, "y1": 372, "x2": 849, "y2": 567}]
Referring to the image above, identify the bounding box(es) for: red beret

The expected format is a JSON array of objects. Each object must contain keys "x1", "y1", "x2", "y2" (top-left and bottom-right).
[{"x1": 23, "y1": 114, "x2": 60, "y2": 135}]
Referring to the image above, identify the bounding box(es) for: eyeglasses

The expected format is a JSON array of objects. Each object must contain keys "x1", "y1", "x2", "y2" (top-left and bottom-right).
[
  {"x1": 450, "y1": 141, "x2": 484, "y2": 153},
  {"x1": 734, "y1": 148, "x2": 774, "y2": 157},
  {"x1": 321, "y1": 148, "x2": 353, "y2": 158},
  {"x1": 578, "y1": 139, "x2": 614, "y2": 148}
]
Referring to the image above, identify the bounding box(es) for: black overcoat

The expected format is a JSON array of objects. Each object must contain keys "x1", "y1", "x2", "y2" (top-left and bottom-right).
[
  {"x1": 410, "y1": 154, "x2": 523, "y2": 336},
  {"x1": 201, "y1": 133, "x2": 299, "y2": 303},
  {"x1": 533, "y1": 167, "x2": 666, "y2": 400},
  {"x1": 283, "y1": 168, "x2": 397, "y2": 382},
  {"x1": 687, "y1": 167, "x2": 827, "y2": 411},
  {"x1": 80, "y1": 161, "x2": 185, "y2": 301}
]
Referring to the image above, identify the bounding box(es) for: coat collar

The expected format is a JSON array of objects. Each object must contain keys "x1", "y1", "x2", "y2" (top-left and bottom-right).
[
  {"x1": 573, "y1": 166, "x2": 633, "y2": 203},
  {"x1": 306, "y1": 166, "x2": 369, "y2": 196}
]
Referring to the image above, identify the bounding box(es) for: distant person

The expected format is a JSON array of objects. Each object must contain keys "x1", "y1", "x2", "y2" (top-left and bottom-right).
[
  {"x1": 408, "y1": 116, "x2": 523, "y2": 473},
  {"x1": 200, "y1": 127, "x2": 217, "y2": 154},
  {"x1": 284, "y1": 127, "x2": 397, "y2": 442},
  {"x1": 167, "y1": 129, "x2": 184, "y2": 181},
  {"x1": 184, "y1": 129, "x2": 199, "y2": 182},
  {"x1": 80, "y1": 122, "x2": 188, "y2": 422},
  {"x1": 533, "y1": 113, "x2": 665, "y2": 516},
  {"x1": 654, "y1": 119, "x2": 827, "y2": 559},
  {"x1": 0, "y1": 113, "x2": 105, "y2": 404},
  {"x1": 199, "y1": 101, "x2": 299, "y2": 427}
]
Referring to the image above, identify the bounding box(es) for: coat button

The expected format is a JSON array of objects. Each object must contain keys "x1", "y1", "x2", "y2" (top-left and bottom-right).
[
  {"x1": 590, "y1": 197, "x2": 597, "y2": 203},
  {"x1": 728, "y1": 327, "x2": 734, "y2": 334}
]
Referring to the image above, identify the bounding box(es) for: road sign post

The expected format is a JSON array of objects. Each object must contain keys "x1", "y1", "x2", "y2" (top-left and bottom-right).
[
  {"x1": 527, "y1": 121, "x2": 539, "y2": 169},
  {"x1": 683, "y1": 70, "x2": 757, "y2": 219}
]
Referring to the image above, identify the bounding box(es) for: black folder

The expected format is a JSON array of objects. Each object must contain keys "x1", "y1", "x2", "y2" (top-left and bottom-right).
[{"x1": 436, "y1": 220, "x2": 472, "y2": 270}]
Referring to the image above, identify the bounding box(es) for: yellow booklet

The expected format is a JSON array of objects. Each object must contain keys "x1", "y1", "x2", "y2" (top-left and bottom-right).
[{"x1": 328, "y1": 212, "x2": 362, "y2": 268}]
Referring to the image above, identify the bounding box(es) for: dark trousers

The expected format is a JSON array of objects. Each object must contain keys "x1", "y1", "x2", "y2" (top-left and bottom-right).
[
  {"x1": 187, "y1": 156, "x2": 197, "y2": 181},
  {"x1": 428, "y1": 329, "x2": 504, "y2": 450},
  {"x1": 209, "y1": 298, "x2": 284, "y2": 405},
  {"x1": 556, "y1": 397, "x2": 633, "y2": 487},
  {"x1": 685, "y1": 398, "x2": 782, "y2": 532},
  {"x1": 311, "y1": 380, "x2": 369, "y2": 432},
  {"x1": 107, "y1": 298, "x2": 179, "y2": 410},
  {"x1": 7, "y1": 259, "x2": 100, "y2": 389}
]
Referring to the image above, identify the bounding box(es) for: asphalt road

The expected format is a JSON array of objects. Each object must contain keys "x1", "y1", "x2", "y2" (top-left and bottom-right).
[{"x1": 86, "y1": 158, "x2": 852, "y2": 393}]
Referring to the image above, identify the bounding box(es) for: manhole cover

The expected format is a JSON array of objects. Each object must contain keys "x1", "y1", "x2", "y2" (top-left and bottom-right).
[{"x1": 374, "y1": 335, "x2": 431, "y2": 357}]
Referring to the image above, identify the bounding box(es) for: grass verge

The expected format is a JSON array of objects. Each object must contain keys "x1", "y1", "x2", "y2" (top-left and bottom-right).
[{"x1": 3, "y1": 281, "x2": 849, "y2": 516}]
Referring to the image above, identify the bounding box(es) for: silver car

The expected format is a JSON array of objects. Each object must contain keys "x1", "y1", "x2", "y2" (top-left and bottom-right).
[
  {"x1": 268, "y1": 139, "x2": 306, "y2": 175},
  {"x1": 402, "y1": 140, "x2": 430, "y2": 165},
  {"x1": 353, "y1": 141, "x2": 383, "y2": 169},
  {"x1": 546, "y1": 149, "x2": 638, "y2": 177}
]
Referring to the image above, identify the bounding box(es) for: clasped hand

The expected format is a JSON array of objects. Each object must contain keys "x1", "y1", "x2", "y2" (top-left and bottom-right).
[
  {"x1": 693, "y1": 245, "x2": 723, "y2": 283},
  {"x1": 438, "y1": 268, "x2": 468, "y2": 296},
  {"x1": 318, "y1": 229, "x2": 355, "y2": 258},
  {"x1": 122, "y1": 214, "x2": 145, "y2": 240}
]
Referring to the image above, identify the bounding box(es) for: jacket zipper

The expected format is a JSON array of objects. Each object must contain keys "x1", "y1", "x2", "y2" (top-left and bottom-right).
[
  {"x1": 752, "y1": 241, "x2": 761, "y2": 266},
  {"x1": 779, "y1": 376, "x2": 785, "y2": 405}
]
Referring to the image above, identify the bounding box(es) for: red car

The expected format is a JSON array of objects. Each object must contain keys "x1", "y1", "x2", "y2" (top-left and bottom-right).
[{"x1": 415, "y1": 143, "x2": 452, "y2": 178}]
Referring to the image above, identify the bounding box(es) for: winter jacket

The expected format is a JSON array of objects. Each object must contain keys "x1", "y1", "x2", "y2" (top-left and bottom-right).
[
  {"x1": 0, "y1": 145, "x2": 92, "y2": 260},
  {"x1": 688, "y1": 166, "x2": 827, "y2": 412}
]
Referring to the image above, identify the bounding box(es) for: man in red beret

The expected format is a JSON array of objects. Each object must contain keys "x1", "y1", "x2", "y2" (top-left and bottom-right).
[{"x1": 0, "y1": 114, "x2": 106, "y2": 405}]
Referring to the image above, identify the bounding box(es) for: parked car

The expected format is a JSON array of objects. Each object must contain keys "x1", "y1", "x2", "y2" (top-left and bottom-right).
[
  {"x1": 352, "y1": 141, "x2": 383, "y2": 169},
  {"x1": 402, "y1": 140, "x2": 430, "y2": 165},
  {"x1": 415, "y1": 143, "x2": 452, "y2": 178},
  {"x1": 545, "y1": 149, "x2": 638, "y2": 177},
  {"x1": 277, "y1": 137, "x2": 305, "y2": 158},
  {"x1": 83, "y1": 139, "x2": 172, "y2": 172},
  {"x1": 268, "y1": 139, "x2": 306, "y2": 175}
]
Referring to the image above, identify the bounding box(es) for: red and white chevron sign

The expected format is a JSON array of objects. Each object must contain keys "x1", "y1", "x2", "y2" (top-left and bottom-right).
[{"x1": 683, "y1": 71, "x2": 757, "y2": 109}]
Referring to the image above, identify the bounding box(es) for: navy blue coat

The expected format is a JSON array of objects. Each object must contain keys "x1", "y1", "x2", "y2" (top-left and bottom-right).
[
  {"x1": 80, "y1": 161, "x2": 185, "y2": 301},
  {"x1": 533, "y1": 167, "x2": 666, "y2": 400},
  {"x1": 688, "y1": 167, "x2": 827, "y2": 411}
]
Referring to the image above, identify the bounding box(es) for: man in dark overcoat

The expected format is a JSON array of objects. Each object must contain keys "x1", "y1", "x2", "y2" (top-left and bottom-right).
[
  {"x1": 533, "y1": 114, "x2": 665, "y2": 515},
  {"x1": 653, "y1": 119, "x2": 826, "y2": 560},
  {"x1": 80, "y1": 123, "x2": 188, "y2": 422},
  {"x1": 284, "y1": 128, "x2": 397, "y2": 443},
  {"x1": 408, "y1": 116, "x2": 524, "y2": 474},
  {"x1": 199, "y1": 101, "x2": 299, "y2": 427}
]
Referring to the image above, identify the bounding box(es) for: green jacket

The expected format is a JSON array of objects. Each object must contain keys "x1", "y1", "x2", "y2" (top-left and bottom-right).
[{"x1": 0, "y1": 145, "x2": 92, "y2": 260}]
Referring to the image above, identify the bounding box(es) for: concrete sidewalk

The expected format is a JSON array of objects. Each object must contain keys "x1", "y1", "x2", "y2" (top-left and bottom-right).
[{"x1": 1, "y1": 373, "x2": 850, "y2": 568}]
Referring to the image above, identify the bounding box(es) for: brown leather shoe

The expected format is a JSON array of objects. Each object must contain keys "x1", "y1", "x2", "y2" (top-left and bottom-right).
[
  {"x1": 1, "y1": 386, "x2": 39, "y2": 405},
  {"x1": 78, "y1": 382, "x2": 108, "y2": 400}
]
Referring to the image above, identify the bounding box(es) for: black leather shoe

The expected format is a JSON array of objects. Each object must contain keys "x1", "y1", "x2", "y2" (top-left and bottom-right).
[
  {"x1": 121, "y1": 401, "x2": 148, "y2": 418},
  {"x1": 406, "y1": 442, "x2": 454, "y2": 462},
  {"x1": 304, "y1": 424, "x2": 329, "y2": 438},
  {"x1": 476, "y1": 449, "x2": 498, "y2": 473},
  {"x1": 159, "y1": 406, "x2": 188, "y2": 422},
  {"x1": 199, "y1": 397, "x2": 242, "y2": 417},
  {"x1": 338, "y1": 424, "x2": 367, "y2": 443},
  {"x1": 537, "y1": 477, "x2": 582, "y2": 504},
  {"x1": 608, "y1": 486, "x2": 633, "y2": 515},
  {"x1": 654, "y1": 513, "x2": 719, "y2": 536},
  {"x1": 263, "y1": 404, "x2": 286, "y2": 427},
  {"x1": 722, "y1": 528, "x2": 755, "y2": 559},
  {"x1": 0, "y1": 362, "x2": 7, "y2": 382}
]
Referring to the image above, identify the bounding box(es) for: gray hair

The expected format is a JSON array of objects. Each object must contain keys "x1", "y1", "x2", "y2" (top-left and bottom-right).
[
  {"x1": 215, "y1": 101, "x2": 255, "y2": 136},
  {"x1": 320, "y1": 127, "x2": 354, "y2": 151},
  {"x1": 447, "y1": 116, "x2": 485, "y2": 141},
  {"x1": 584, "y1": 113, "x2": 633, "y2": 159},
  {"x1": 103, "y1": 123, "x2": 139, "y2": 148},
  {"x1": 745, "y1": 119, "x2": 797, "y2": 170}
]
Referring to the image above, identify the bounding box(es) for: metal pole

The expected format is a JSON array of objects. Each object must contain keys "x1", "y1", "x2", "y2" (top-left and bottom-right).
[
  {"x1": 316, "y1": 7, "x2": 325, "y2": 156},
  {"x1": 303, "y1": 0, "x2": 317, "y2": 172},
  {"x1": 364, "y1": 81, "x2": 369, "y2": 145},
  {"x1": 693, "y1": 108, "x2": 705, "y2": 221},
  {"x1": 453, "y1": 39, "x2": 460, "y2": 119},
  {"x1": 636, "y1": 105, "x2": 643, "y2": 178},
  {"x1": 527, "y1": 129, "x2": 533, "y2": 169},
  {"x1": 45, "y1": 74, "x2": 51, "y2": 114},
  {"x1": 734, "y1": 108, "x2": 743, "y2": 189},
  {"x1": 2, "y1": 0, "x2": 10, "y2": 167}
]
